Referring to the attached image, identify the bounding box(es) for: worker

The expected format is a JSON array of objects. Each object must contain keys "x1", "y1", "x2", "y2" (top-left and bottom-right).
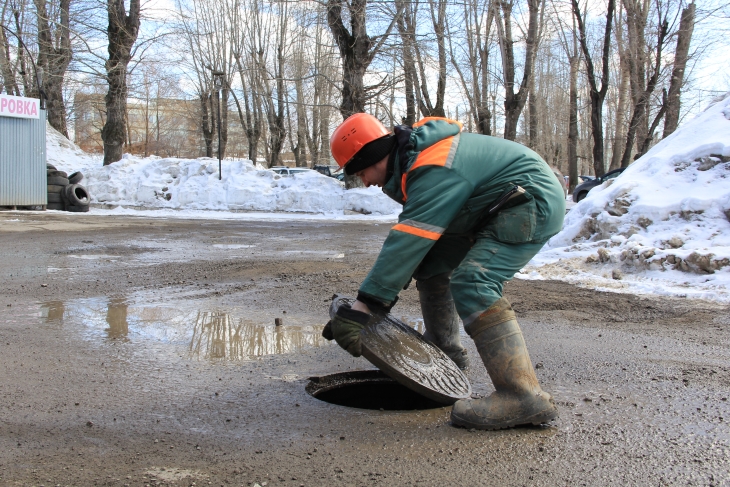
[{"x1": 324, "y1": 114, "x2": 565, "y2": 430}]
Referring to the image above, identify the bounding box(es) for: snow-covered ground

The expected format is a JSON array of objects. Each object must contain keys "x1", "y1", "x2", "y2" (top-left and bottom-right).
[
  {"x1": 45, "y1": 94, "x2": 730, "y2": 302},
  {"x1": 522, "y1": 92, "x2": 730, "y2": 302},
  {"x1": 45, "y1": 130, "x2": 400, "y2": 219}
]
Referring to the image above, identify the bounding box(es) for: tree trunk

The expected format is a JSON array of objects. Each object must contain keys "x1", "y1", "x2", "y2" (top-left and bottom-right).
[
  {"x1": 663, "y1": 2, "x2": 694, "y2": 137},
  {"x1": 200, "y1": 93, "x2": 214, "y2": 158},
  {"x1": 572, "y1": 0, "x2": 615, "y2": 177},
  {"x1": 610, "y1": 60, "x2": 630, "y2": 170},
  {"x1": 33, "y1": 0, "x2": 72, "y2": 137},
  {"x1": 327, "y1": 0, "x2": 400, "y2": 188},
  {"x1": 220, "y1": 87, "x2": 229, "y2": 159},
  {"x1": 620, "y1": 18, "x2": 668, "y2": 167},
  {"x1": 638, "y1": 88, "x2": 667, "y2": 154},
  {"x1": 395, "y1": 0, "x2": 417, "y2": 125},
  {"x1": 0, "y1": 25, "x2": 21, "y2": 95},
  {"x1": 528, "y1": 75, "x2": 538, "y2": 149},
  {"x1": 101, "y1": 0, "x2": 140, "y2": 165},
  {"x1": 13, "y1": 9, "x2": 34, "y2": 97},
  {"x1": 568, "y1": 53, "x2": 579, "y2": 193},
  {"x1": 497, "y1": 0, "x2": 540, "y2": 141},
  {"x1": 412, "y1": 0, "x2": 446, "y2": 117}
]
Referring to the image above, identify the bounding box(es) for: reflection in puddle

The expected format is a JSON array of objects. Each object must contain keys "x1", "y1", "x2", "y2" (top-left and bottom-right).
[
  {"x1": 190, "y1": 311, "x2": 328, "y2": 360},
  {"x1": 39, "y1": 298, "x2": 329, "y2": 360},
  {"x1": 106, "y1": 298, "x2": 129, "y2": 339},
  {"x1": 43, "y1": 301, "x2": 65, "y2": 322}
]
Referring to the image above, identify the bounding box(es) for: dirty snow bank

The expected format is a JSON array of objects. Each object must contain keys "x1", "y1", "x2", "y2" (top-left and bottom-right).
[
  {"x1": 525, "y1": 92, "x2": 730, "y2": 302},
  {"x1": 45, "y1": 127, "x2": 400, "y2": 217}
]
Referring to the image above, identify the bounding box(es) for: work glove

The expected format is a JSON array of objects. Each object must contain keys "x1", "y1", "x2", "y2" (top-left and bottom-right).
[{"x1": 321, "y1": 304, "x2": 370, "y2": 357}]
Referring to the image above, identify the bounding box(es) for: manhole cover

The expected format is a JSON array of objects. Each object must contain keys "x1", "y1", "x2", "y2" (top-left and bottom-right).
[
  {"x1": 306, "y1": 370, "x2": 445, "y2": 410},
  {"x1": 329, "y1": 295, "x2": 471, "y2": 405}
]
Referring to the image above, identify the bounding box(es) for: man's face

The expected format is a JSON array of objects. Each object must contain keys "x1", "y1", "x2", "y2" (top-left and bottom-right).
[{"x1": 354, "y1": 155, "x2": 389, "y2": 188}]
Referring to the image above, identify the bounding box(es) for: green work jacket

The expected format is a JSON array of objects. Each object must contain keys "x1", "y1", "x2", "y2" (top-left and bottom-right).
[{"x1": 358, "y1": 117, "x2": 566, "y2": 308}]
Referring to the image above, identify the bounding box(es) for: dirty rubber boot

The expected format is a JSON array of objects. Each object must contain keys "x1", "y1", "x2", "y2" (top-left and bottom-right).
[
  {"x1": 417, "y1": 273, "x2": 469, "y2": 370},
  {"x1": 451, "y1": 298, "x2": 557, "y2": 430}
]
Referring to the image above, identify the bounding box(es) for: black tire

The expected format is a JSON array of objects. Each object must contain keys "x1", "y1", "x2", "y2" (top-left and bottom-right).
[
  {"x1": 66, "y1": 204, "x2": 89, "y2": 213},
  {"x1": 47, "y1": 192, "x2": 63, "y2": 203},
  {"x1": 47, "y1": 184, "x2": 66, "y2": 193},
  {"x1": 575, "y1": 191, "x2": 588, "y2": 202},
  {"x1": 47, "y1": 170, "x2": 68, "y2": 178},
  {"x1": 46, "y1": 202, "x2": 64, "y2": 211},
  {"x1": 46, "y1": 163, "x2": 57, "y2": 171},
  {"x1": 47, "y1": 176, "x2": 69, "y2": 186},
  {"x1": 64, "y1": 184, "x2": 90, "y2": 207},
  {"x1": 68, "y1": 171, "x2": 83, "y2": 184}
]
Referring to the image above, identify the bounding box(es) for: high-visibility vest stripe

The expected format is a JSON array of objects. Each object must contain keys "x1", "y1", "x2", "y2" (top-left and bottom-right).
[
  {"x1": 402, "y1": 134, "x2": 461, "y2": 202},
  {"x1": 392, "y1": 223, "x2": 442, "y2": 240},
  {"x1": 410, "y1": 136, "x2": 454, "y2": 172},
  {"x1": 399, "y1": 219, "x2": 445, "y2": 234},
  {"x1": 412, "y1": 117, "x2": 464, "y2": 130}
]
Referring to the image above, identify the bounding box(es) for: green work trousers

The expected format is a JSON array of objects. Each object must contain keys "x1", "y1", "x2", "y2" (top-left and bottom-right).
[{"x1": 413, "y1": 190, "x2": 563, "y2": 325}]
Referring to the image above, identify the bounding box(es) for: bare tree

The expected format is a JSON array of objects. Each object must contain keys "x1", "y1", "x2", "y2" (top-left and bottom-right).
[
  {"x1": 394, "y1": 0, "x2": 419, "y2": 124},
  {"x1": 572, "y1": 0, "x2": 616, "y2": 177},
  {"x1": 33, "y1": 0, "x2": 71, "y2": 136},
  {"x1": 663, "y1": 1, "x2": 695, "y2": 137},
  {"x1": 413, "y1": 0, "x2": 447, "y2": 117},
  {"x1": 448, "y1": 0, "x2": 496, "y2": 134},
  {"x1": 495, "y1": 0, "x2": 542, "y2": 141},
  {"x1": 620, "y1": 1, "x2": 668, "y2": 166},
  {"x1": 551, "y1": 0, "x2": 580, "y2": 191},
  {"x1": 609, "y1": 2, "x2": 630, "y2": 171},
  {"x1": 0, "y1": 0, "x2": 22, "y2": 95},
  {"x1": 101, "y1": 0, "x2": 140, "y2": 165},
  {"x1": 326, "y1": 0, "x2": 400, "y2": 118}
]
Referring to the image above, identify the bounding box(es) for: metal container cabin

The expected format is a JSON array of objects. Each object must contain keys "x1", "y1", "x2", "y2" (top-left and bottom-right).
[{"x1": 0, "y1": 100, "x2": 46, "y2": 207}]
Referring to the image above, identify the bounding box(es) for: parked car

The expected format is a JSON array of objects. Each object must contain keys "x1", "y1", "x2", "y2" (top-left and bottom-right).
[
  {"x1": 572, "y1": 167, "x2": 626, "y2": 202},
  {"x1": 313, "y1": 165, "x2": 340, "y2": 177},
  {"x1": 271, "y1": 166, "x2": 311, "y2": 176}
]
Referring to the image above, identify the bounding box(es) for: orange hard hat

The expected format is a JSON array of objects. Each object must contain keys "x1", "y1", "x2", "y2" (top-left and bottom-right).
[{"x1": 330, "y1": 113, "x2": 390, "y2": 170}]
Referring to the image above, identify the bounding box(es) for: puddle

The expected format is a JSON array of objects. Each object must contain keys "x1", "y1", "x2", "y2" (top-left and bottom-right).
[
  {"x1": 190, "y1": 311, "x2": 327, "y2": 360},
  {"x1": 212, "y1": 244, "x2": 255, "y2": 249},
  {"x1": 280, "y1": 250, "x2": 345, "y2": 258},
  {"x1": 39, "y1": 298, "x2": 330, "y2": 360},
  {"x1": 68, "y1": 254, "x2": 121, "y2": 260}
]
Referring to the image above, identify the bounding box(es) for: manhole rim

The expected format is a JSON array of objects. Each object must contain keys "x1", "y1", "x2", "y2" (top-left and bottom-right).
[{"x1": 306, "y1": 369, "x2": 447, "y2": 411}]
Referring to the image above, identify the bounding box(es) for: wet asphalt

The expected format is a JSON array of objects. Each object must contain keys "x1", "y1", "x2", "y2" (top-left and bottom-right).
[{"x1": 0, "y1": 211, "x2": 728, "y2": 486}]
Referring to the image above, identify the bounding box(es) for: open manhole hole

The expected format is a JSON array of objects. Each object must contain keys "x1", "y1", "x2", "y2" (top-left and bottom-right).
[{"x1": 306, "y1": 370, "x2": 446, "y2": 410}]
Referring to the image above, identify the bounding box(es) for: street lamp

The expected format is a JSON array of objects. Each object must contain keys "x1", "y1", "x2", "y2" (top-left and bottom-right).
[{"x1": 210, "y1": 69, "x2": 225, "y2": 181}]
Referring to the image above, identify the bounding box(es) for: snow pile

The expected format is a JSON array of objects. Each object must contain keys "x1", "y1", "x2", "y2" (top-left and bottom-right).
[
  {"x1": 45, "y1": 127, "x2": 400, "y2": 217},
  {"x1": 526, "y1": 93, "x2": 730, "y2": 301}
]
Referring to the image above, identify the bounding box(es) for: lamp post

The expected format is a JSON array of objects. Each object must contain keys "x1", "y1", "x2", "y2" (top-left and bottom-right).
[{"x1": 210, "y1": 69, "x2": 225, "y2": 181}]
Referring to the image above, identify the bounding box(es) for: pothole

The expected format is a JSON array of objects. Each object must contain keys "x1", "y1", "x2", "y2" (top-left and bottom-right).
[{"x1": 306, "y1": 370, "x2": 445, "y2": 410}]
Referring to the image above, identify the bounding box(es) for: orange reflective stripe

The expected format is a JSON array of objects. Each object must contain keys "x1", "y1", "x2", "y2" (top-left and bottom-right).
[
  {"x1": 392, "y1": 223, "x2": 441, "y2": 240},
  {"x1": 410, "y1": 137, "x2": 454, "y2": 172},
  {"x1": 412, "y1": 117, "x2": 464, "y2": 130},
  {"x1": 401, "y1": 173, "x2": 408, "y2": 201}
]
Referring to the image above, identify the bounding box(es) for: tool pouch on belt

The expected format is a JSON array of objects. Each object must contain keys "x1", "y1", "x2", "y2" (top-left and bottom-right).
[
  {"x1": 472, "y1": 184, "x2": 536, "y2": 243},
  {"x1": 473, "y1": 184, "x2": 528, "y2": 231}
]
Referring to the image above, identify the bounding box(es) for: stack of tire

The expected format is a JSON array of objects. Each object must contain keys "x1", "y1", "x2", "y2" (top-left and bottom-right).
[{"x1": 46, "y1": 163, "x2": 91, "y2": 212}]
